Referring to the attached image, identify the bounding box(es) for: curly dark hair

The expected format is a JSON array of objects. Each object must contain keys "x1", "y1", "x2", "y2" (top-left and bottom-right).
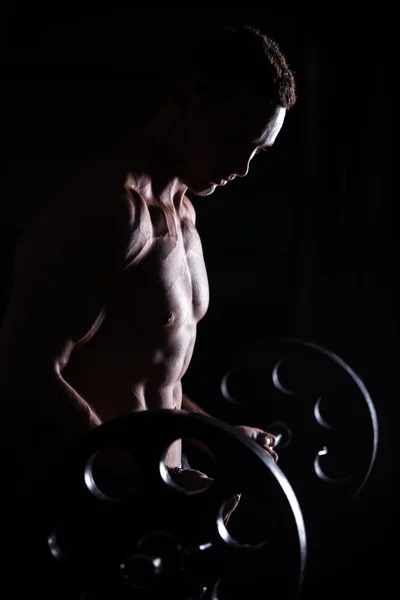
[{"x1": 179, "y1": 25, "x2": 296, "y2": 110}]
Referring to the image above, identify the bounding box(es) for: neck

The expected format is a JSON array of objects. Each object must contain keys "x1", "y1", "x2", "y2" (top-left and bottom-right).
[{"x1": 103, "y1": 103, "x2": 189, "y2": 210}]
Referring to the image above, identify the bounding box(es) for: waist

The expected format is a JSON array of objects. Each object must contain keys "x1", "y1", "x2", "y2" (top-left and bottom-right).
[{"x1": 66, "y1": 376, "x2": 182, "y2": 422}]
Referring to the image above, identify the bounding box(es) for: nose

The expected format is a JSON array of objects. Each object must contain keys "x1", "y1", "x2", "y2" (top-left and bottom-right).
[
  {"x1": 236, "y1": 164, "x2": 250, "y2": 178},
  {"x1": 233, "y1": 152, "x2": 255, "y2": 178}
]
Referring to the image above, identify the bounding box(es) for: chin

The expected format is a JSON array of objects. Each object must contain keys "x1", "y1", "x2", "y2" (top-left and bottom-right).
[{"x1": 187, "y1": 181, "x2": 217, "y2": 197}]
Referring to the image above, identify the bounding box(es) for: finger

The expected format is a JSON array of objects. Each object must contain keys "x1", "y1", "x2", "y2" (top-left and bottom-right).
[
  {"x1": 259, "y1": 440, "x2": 279, "y2": 462},
  {"x1": 265, "y1": 433, "x2": 278, "y2": 448},
  {"x1": 258, "y1": 431, "x2": 277, "y2": 449},
  {"x1": 266, "y1": 448, "x2": 279, "y2": 462},
  {"x1": 223, "y1": 493, "x2": 242, "y2": 525}
]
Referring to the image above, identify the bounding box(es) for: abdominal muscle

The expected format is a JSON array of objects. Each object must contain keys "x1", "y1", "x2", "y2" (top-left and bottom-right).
[{"x1": 63, "y1": 318, "x2": 197, "y2": 468}]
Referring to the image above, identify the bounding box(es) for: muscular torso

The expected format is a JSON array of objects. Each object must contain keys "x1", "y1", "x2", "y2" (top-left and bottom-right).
[
  {"x1": 0, "y1": 165, "x2": 209, "y2": 467},
  {"x1": 63, "y1": 184, "x2": 209, "y2": 425}
]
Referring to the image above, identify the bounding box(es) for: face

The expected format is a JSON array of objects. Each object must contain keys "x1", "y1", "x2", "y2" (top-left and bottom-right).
[{"x1": 177, "y1": 84, "x2": 286, "y2": 196}]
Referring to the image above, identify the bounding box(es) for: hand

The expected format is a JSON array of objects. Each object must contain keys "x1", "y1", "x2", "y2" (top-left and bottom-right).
[
  {"x1": 234, "y1": 426, "x2": 279, "y2": 463},
  {"x1": 171, "y1": 468, "x2": 241, "y2": 525}
]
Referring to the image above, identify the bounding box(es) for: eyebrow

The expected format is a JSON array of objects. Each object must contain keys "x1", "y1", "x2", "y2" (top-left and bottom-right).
[
  {"x1": 251, "y1": 136, "x2": 273, "y2": 147},
  {"x1": 230, "y1": 131, "x2": 271, "y2": 147},
  {"x1": 254, "y1": 140, "x2": 272, "y2": 148}
]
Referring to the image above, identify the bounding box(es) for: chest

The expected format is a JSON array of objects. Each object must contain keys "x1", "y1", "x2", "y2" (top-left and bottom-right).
[{"x1": 108, "y1": 218, "x2": 209, "y2": 330}]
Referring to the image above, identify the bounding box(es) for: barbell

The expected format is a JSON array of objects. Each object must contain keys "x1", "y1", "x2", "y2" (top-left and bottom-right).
[
  {"x1": 17, "y1": 410, "x2": 307, "y2": 599},
  {"x1": 216, "y1": 337, "x2": 378, "y2": 509}
]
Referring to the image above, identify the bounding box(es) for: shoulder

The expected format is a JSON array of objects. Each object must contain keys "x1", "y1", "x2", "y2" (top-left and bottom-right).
[{"x1": 16, "y1": 180, "x2": 149, "y2": 271}]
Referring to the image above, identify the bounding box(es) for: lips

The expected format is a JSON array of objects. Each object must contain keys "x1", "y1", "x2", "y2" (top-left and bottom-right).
[{"x1": 211, "y1": 174, "x2": 233, "y2": 185}]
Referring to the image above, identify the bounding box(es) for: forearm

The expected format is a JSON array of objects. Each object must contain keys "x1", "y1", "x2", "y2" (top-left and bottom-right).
[
  {"x1": 181, "y1": 393, "x2": 210, "y2": 416},
  {"x1": 181, "y1": 393, "x2": 218, "y2": 462}
]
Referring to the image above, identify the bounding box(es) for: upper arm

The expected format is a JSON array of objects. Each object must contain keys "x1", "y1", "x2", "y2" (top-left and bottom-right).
[{"x1": 0, "y1": 194, "x2": 135, "y2": 374}]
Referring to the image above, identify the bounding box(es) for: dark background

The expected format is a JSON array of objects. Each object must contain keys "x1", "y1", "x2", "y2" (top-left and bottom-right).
[{"x1": 2, "y1": 8, "x2": 398, "y2": 597}]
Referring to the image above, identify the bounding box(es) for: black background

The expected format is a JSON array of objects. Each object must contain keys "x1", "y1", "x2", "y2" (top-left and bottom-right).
[{"x1": 2, "y1": 8, "x2": 398, "y2": 596}]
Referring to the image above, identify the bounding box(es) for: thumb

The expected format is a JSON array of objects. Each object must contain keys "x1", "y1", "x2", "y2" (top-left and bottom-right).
[
  {"x1": 172, "y1": 469, "x2": 213, "y2": 492},
  {"x1": 223, "y1": 493, "x2": 242, "y2": 525}
]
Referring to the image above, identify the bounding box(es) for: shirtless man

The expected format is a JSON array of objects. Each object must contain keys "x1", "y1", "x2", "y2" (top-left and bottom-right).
[{"x1": 0, "y1": 26, "x2": 295, "y2": 487}]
